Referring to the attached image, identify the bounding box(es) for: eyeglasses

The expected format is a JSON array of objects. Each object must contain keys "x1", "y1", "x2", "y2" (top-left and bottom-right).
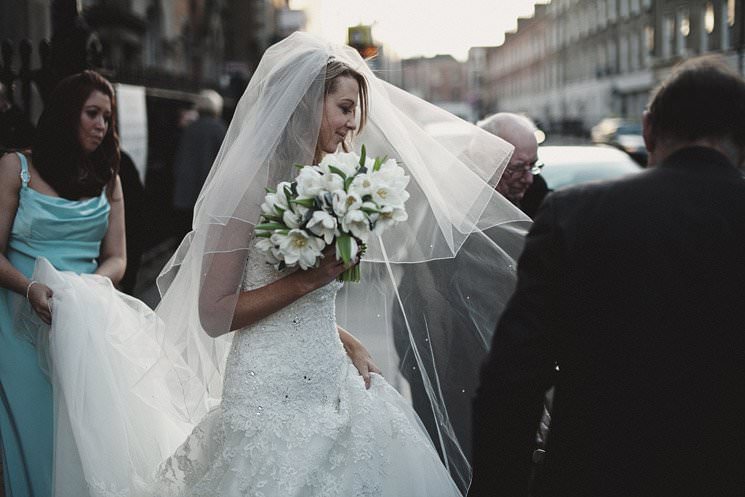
[{"x1": 504, "y1": 159, "x2": 544, "y2": 177}]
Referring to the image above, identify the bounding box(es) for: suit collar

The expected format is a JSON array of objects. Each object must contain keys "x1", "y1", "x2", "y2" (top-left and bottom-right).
[{"x1": 659, "y1": 146, "x2": 744, "y2": 179}]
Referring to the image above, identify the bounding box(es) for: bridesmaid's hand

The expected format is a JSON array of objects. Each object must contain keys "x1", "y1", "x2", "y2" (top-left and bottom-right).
[
  {"x1": 28, "y1": 283, "x2": 54, "y2": 325},
  {"x1": 346, "y1": 342, "x2": 382, "y2": 390}
]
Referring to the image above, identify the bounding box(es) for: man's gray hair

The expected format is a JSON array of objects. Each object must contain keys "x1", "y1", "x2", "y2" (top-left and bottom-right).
[
  {"x1": 196, "y1": 89, "x2": 223, "y2": 116},
  {"x1": 477, "y1": 112, "x2": 537, "y2": 137}
]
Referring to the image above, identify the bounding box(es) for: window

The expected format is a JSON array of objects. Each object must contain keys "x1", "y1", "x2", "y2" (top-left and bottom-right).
[
  {"x1": 619, "y1": 35, "x2": 629, "y2": 73},
  {"x1": 662, "y1": 14, "x2": 674, "y2": 58},
  {"x1": 705, "y1": 2, "x2": 715, "y2": 33},
  {"x1": 728, "y1": 0, "x2": 736, "y2": 26},
  {"x1": 701, "y1": 3, "x2": 715, "y2": 52},
  {"x1": 643, "y1": 25, "x2": 654, "y2": 66},
  {"x1": 630, "y1": 32, "x2": 639, "y2": 71},
  {"x1": 608, "y1": 39, "x2": 617, "y2": 73},
  {"x1": 677, "y1": 8, "x2": 690, "y2": 56}
]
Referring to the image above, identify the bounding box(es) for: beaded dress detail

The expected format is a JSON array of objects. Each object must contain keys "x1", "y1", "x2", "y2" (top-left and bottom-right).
[{"x1": 151, "y1": 243, "x2": 463, "y2": 497}]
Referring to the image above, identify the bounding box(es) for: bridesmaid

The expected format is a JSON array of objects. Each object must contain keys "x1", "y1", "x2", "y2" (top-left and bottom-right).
[{"x1": 0, "y1": 71, "x2": 126, "y2": 496}]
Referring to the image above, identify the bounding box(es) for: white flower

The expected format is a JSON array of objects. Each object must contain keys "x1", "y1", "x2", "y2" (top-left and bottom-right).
[
  {"x1": 320, "y1": 171, "x2": 344, "y2": 193},
  {"x1": 373, "y1": 205, "x2": 408, "y2": 235},
  {"x1": 361, "y1": 201, "x2": 379, "y2": 223},
  {"x1": 255, "y1": 237, "x2": 281, "y2": 264},
  {"x1": 331, "y1": 190, "x2": 362, "y2": 217},
  {"x1": 376, "y1": 157, "x2": 400, "y2": 173},
  {"x1": 366, "y1": 161, "x2": 410, "y2": 207},
  {"x1": 341, "y1": 209, "x2": 371, "y2": 242},
  {"x1": 271, "y1": 229, "x2": 324, "y2": 270},
  {"x1": 306, "y1": 210, "x2": 338, "y2": 244},
  {"x1": 282, "y1": 208, "x2": 304, "y2": 229},
  {"x1": 318, "y1": 152, "x2": 359, "y2": 178},
  {"x1": 349, "y1": 173, "x2": 375, "y2": 197},
  {"x1": 295, "y1": 167, "x2": 324, "y2": 197}
]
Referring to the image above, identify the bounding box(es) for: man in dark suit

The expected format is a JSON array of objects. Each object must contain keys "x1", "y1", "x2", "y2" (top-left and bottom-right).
[{"x1": 470, "y1": 56, "x2": 745, "y2": 497}]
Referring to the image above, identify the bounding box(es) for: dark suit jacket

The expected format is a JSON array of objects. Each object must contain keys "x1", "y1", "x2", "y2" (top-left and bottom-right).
[{"x1": 470, "y1": 147, "x2": 745, "y2": 497}]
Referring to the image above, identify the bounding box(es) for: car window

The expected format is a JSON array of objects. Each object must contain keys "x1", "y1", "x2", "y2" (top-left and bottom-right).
[{"x1": 540, "y1": 160, "x2": 641, "y2": 190}]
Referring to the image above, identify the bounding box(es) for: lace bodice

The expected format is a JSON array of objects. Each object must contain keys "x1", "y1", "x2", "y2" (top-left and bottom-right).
[{"x1": 221, "y1": 243, "x2": 346, "y2": 424}]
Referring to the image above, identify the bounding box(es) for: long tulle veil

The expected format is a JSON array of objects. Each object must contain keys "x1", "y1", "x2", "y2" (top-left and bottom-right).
[{"x1": 41, "y1": 32, "x2": 530, "y2": 495}]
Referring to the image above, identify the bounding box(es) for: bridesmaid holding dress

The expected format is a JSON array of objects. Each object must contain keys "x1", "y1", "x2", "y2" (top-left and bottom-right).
[{"x1": 0, "y1": 70, "x2": 126, "y2": 497}]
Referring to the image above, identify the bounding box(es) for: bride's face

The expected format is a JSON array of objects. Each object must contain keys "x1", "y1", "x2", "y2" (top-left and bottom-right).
[{"x1": 318, "y1": 76, "x2": 359, "y2": 154}]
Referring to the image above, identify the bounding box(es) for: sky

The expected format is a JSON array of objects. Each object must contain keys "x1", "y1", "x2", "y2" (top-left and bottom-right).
[{"x1": 289, "y1": 0, "x2": 550, "y2": 61}]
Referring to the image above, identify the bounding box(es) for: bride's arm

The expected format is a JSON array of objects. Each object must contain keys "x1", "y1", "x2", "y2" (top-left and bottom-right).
[
  {"x1": 200, "y1": 245, "x2": 350, "y2": 337},
  {"x1": 337, "y1": 325, "x2": 382, "y2": 389}
]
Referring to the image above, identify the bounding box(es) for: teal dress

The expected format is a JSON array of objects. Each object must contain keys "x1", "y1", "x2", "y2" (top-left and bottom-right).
[{"x1": 0, "y1": 153, "x2": 109, "y2": 497}]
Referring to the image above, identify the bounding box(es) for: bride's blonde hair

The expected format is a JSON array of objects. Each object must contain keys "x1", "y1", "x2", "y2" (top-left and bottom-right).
[{"x1": 313, "y1": 59, "x2": 369, "y2": 163}]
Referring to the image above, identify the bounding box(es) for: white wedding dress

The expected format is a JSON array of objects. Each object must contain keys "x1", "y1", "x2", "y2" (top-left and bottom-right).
[{"x1": 34, "y1": 244, "x2": 463, "y2": 496}]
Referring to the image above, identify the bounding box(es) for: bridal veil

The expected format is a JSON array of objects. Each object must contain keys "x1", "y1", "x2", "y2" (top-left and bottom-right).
[{"x1": 40, "y1": 32, "x2": 530, "y2": 495}]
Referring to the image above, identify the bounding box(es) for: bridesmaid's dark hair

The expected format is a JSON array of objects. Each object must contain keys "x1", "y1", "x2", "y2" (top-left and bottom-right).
[{"x1": 32, "y1": 70, "x2": 120, "y2": 200}]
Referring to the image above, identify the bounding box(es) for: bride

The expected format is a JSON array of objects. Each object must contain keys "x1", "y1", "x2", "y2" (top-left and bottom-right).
[{"x1": 32, "y1": 32, "x2": 529, "y2": 496}]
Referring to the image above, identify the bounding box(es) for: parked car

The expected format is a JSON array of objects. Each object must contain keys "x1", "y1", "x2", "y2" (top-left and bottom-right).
[
  {"x1": 590, "y1": 118, "x2": 648, "y2": 166},
  {"x1": 537, "y1": 145, "x2": 643, "y2": 192}
]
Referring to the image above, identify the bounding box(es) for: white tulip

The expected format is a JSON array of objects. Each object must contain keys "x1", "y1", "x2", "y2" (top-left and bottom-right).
[
  {"x1": 306, "y1": 210, "x2": 338, "y2": 244},
  {"x1": 350, "y1": 173, "x2": 375, "y2": 197},
  {"x1": 373, "y1": 205, "x2": 408, "y2": 235},
  {"x1": 273, "y1": 229, "x2": 324, "y2": 270},
  {"x1": 318, "y1": 152, "x2": 359, "y2": 177},
  {"x1": 295, "y1": 167, "x2": 324, "y2": 197},
  {"x1": 342, "y1": 209, "x2": 371, "y2": 242},
  {"x1": 282, "y1": 206, "x2": 308, "y2": 229},
  {"x1": 255, "y1": 237, "x2": 281, "y2": 264},
  {"x1": 331, "y1": 190, "x2": 363, "y2": 217}
]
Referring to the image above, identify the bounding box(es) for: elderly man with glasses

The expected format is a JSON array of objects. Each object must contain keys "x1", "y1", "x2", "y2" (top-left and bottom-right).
[{"x1": 478, "y1": 113, "x2": 547, "y2": 218}]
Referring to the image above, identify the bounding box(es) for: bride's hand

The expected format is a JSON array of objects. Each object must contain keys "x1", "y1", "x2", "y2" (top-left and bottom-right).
[
  {"x1": 295, "y1": 246, "x2": 357, "y2": 292},
  {"x1": 346, "y1": 342, "x2": 382, "y2": 390}
]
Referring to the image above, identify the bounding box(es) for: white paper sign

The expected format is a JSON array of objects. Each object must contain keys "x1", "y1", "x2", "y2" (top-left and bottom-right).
[{"x1": 115, "y1": 83, "x2": 148, "y2": 184}]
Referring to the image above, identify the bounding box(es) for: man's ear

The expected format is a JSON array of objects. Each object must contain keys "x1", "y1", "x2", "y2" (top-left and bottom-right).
[{"x1": 642, "y1": 110, "x2": 655, "y2": 154}]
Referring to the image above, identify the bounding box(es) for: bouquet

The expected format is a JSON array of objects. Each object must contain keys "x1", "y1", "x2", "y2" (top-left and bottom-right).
[{"x1": 255, "y1": 146, "x2": 409, "y2": 282}]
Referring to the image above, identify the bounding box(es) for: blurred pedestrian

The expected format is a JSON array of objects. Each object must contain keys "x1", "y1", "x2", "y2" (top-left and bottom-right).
[
  {"x1": 478, "y1": 113, "x2": 548, "y2": 218},
  {"x1": 171, "y1": 89, "x2": 226, "y2": 238},
  {"x1": 470, "y1": 55, "x2": 745, "y2": 497},
  {"x1": 118, "y1": 150, "x2": 146, "y2": 294},
  {"x1": 0, "y1": 70, "x2": 125, "y2": 496},
  {"x1": 0, "y1": 82, "x2": 34, "y2": 151}
]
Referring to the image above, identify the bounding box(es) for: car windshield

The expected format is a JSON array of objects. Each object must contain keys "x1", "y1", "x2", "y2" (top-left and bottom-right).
[
  {"x1": 541, "y1": 161, "x2": 640, "y2": 190},
  {"x1": 616, "y1": 123, "x2": 642, "y2": 135},
  {"x1": 539, "y1": 147, "x2": 642, "y2": 190}
]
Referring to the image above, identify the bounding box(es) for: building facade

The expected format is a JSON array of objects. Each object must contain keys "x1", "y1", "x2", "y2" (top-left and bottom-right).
[
  {"x1": 481, "y1": 0, "x2": 745, "y2": 134},
  {"x1": 401, "y1": 54, "x2": 470, "y2": 119},
  {"x1": 483, "y1": 0, "x2": 657, "y2": 134}
]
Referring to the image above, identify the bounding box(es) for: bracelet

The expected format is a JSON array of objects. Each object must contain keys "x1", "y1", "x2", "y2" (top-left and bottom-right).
[{"x1": 25, "y1": 280, "x2": 38, "y2": 301}]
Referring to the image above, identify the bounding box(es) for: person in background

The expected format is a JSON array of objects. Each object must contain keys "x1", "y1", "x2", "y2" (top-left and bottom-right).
[
  {"x1": 478, "y1": 113, "x2": 548, "y2": 218},
  {"x1": 0, "y1": 70, "x2": 125, "y2": 497},
  {"x1": 171, "y1": 89, "x2": 227, "y2": 238},
  {"x1": 470, "y1": 55, "x2": 745, "y2": 497},
  {"x1": 0, "y1": 82, "x2": 34, "y2": 151}
]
